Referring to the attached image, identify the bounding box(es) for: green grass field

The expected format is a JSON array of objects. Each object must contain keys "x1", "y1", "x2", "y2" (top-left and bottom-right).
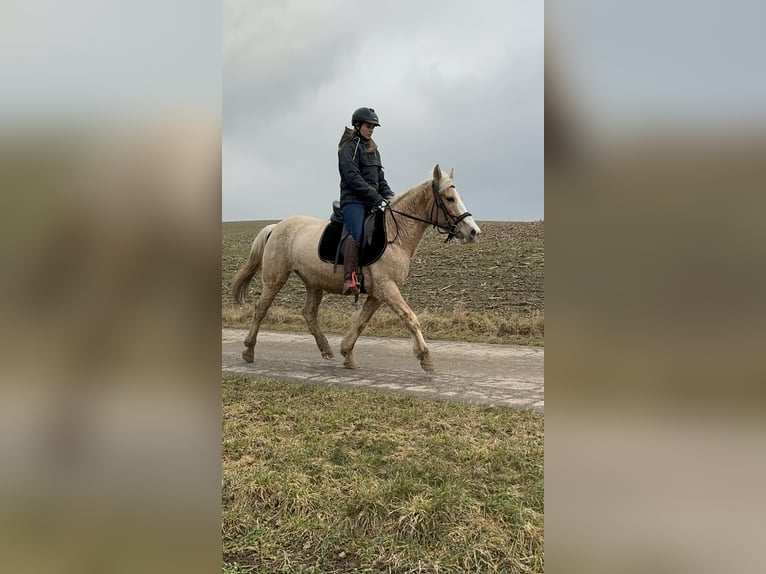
[
  {"x1": 222, "y1": 220, "x2": 544, "y2": 346},
  {"x1": 222, "y1": 377, "x2": 544, "y2": 574}
]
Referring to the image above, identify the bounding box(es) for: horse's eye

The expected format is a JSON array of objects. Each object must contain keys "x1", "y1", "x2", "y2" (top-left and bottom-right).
[{"x1": 446, "y1": 197, "x2": 456, "y2": 203}]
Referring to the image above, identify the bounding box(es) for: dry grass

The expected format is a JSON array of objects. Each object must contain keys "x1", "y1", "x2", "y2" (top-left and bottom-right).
[
  {"x1": 222, "y1": 377, "x2": 544, "y2": 573},
  {"x1": 222, "y1": 304, "x2": 544, "y2": 346},
  {"x1": 222, "y1": 220, "x2": 544, "y2": 346}
]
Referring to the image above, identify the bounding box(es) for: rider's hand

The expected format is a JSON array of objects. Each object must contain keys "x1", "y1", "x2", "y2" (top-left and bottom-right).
[{"x1": 376, "y1": 197, "x2": 389, "y2": 211}]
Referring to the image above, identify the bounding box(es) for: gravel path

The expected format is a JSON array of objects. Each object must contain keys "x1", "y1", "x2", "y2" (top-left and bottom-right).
[{"x1": 223, "y1": 329, "x2": 543, "y2": 412}]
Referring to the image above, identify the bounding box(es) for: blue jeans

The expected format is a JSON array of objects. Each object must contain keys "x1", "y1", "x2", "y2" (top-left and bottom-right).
[{"x1": 341, "y1": 202, "x2": 366, "y2": 242}]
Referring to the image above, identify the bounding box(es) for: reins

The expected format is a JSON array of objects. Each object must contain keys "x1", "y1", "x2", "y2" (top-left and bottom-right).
[{"x1": 386, "y1": 180, "x2": 472, "y2": 244}]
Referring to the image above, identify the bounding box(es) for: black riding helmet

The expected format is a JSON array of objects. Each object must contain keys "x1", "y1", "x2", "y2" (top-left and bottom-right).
[{"x1": 351, "y1": 107, "x2": 380, "y2": 127}]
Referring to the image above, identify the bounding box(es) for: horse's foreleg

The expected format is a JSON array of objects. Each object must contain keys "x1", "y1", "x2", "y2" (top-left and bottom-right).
[
  {"x1": 243, "y1": 281, "x2": 285, "y2": 363},
  {"x1": 302, "y1": 288, "x2": 334, "y2": 359},
  {"x1": 340, "y1": 296, "x2": 383, "y2": 369},
  {"x1": 379, "y1": 287, "x2": 436, "y2": 374}
]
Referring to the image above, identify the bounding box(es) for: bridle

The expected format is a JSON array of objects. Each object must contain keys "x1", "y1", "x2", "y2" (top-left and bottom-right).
[{"x1": 387, "y1": 180, "x2": 473, "y2": 243}]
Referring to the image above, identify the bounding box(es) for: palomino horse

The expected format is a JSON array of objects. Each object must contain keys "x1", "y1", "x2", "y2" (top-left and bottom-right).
[{"x1": 231, "y1": 164, "x2": 482, "y2": 373}]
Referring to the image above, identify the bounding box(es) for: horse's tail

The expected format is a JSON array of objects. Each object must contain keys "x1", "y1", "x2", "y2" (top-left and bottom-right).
[{"x1": 231, "y1": 223, "x2": 277, "y2": 304}]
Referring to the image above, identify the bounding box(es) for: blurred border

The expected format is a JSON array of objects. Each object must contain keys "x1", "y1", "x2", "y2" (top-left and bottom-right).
[
  {"x1": 0, "y1": 2, "x2": 222, "y2": 573},
  {"x1": 546, "y1": 2, "x2": 766, "y2": 572}
]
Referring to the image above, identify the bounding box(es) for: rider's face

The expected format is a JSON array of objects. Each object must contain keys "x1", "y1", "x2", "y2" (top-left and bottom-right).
[{"x1": 359, "y1": 122, "x2": 376, "y2": 139}]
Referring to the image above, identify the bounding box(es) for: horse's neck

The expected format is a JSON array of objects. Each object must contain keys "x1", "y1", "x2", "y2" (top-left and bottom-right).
[{"x1": 388, "y1": 183, "x2": 435, "y2": 257}]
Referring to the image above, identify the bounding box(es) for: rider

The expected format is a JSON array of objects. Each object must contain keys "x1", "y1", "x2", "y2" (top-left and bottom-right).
[{"x1": 337, "y1": 107, "x2": 395, "y2": 295}]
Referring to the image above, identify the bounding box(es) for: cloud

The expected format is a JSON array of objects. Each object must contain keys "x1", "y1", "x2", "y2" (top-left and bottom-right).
[{"x1": 223, "y1": 0, "x2": 543, "y2": 221}]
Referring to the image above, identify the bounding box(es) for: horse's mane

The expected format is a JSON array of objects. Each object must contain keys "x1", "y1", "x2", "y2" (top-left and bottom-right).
[
  {"x1": 390, "y1": 172, "x2": 453, "y2": 213},
  {"x1": 390, "y1": 180, "x2": 430, "y2": 213}
]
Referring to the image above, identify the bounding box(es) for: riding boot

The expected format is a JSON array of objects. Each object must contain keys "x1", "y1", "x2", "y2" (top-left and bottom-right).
[{"x1": 342, "y1": 237, "x2": 360, "y2": 295}]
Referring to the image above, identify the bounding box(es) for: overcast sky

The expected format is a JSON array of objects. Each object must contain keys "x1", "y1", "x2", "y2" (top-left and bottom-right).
[{"x1": 223, "y1": 0, "x2": 543, "y2": 222}]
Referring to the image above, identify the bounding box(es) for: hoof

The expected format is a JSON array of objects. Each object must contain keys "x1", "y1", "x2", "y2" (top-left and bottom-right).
[
  {"x1": 343, "y1": 358, "x2": 359, "y2": 369},
  {"x1": 421, "y1": 362, "x2": 437, "y2": 375},
  {"x1": 242, "y1": 349, "x2": 254, "y2": 363},
  {"x1": 322, "y1": 352, "x2": 335, "y2": 360}
]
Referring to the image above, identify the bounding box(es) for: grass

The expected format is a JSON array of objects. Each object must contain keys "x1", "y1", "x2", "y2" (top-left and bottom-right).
[
  {"x1": 222, "y1": 376, "x2": 544, "y2": 573},
  {"x1": 222, "y1": 220, "x2": 544, "y2": 346},
  {"x1": 221, "y1": 220, "x2": 545, "y2": 571}
]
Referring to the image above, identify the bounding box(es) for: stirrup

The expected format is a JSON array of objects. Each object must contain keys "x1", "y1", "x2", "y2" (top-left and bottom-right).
[{"x1": 343, "y1": 271, "x2": 359, "y2": 295}]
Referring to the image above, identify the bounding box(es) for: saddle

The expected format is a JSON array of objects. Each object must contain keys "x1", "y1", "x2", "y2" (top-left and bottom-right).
[{"x1": 318, "y1": 202, "x2": 388, "y2": 290}]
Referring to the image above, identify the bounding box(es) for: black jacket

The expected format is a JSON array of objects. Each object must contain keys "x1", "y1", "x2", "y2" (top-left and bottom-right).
[{"x1": 338, "y1": 127, "x2": 394, "y2": 208}]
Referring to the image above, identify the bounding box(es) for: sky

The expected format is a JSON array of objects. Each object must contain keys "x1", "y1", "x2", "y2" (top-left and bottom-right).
[{"x1": 222, "y1": 0, "x2": 544, "y2": 222}]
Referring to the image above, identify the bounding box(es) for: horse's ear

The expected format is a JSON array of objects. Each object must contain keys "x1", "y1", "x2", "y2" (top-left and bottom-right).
[
  {"x1": 449, "y1": 168, "x2": 454, "y2": 179},
  {"x1": 433, "y1": 164, "x2": 441, "y2": 182}
]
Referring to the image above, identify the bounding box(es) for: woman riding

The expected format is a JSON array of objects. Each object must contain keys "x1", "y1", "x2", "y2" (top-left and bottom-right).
[{"x1": 337, "y1": 107, "x2": 395, "y2": 295}]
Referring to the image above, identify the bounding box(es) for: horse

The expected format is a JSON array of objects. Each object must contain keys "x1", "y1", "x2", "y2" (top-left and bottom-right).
[{"x1": 231, "y1": 164, "x2": 482, "y2": 374}]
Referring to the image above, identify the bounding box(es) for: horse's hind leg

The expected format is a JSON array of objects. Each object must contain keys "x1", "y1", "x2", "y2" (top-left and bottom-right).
[
  {"x1": 340, "y1": 296, "x2": 383, "y2": 369},
  {"x1": 243, "y1": 277, "x2": 287, "y2": 363},
  {"x1": 378, "y1": 285, "x2": 436, "y2": 374},
  {"x1": 302, "y1": 287, "x2": 334, "y2": 359}
]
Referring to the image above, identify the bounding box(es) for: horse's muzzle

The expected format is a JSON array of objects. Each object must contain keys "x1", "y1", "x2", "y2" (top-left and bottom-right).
[{"x1": 458, "y1": 221, "x2": 482, "y2": 244}]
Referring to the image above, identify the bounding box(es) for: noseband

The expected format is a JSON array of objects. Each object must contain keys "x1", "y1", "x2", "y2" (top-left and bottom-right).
[{"x1": 388, "y1": 180, "x2": 473, "y2": 243}]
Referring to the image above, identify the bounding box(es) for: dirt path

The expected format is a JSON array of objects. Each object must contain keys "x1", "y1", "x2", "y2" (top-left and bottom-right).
[{"x1": 223, "y1": 329, "x2": 543, "y2": 412}]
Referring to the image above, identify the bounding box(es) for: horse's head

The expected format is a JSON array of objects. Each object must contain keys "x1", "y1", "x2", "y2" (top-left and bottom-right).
[{"x1": 431, "y1": 164, "x2": 482, "y2": 244}]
